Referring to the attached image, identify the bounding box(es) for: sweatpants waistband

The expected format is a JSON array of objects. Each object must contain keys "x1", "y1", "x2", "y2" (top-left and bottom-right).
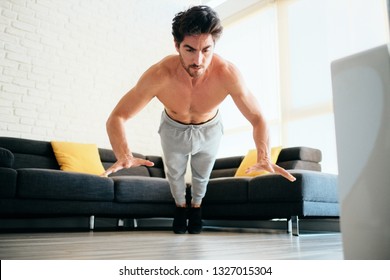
[{"x1": 162, "y1": 110, "x2": 221, "y2": 129}]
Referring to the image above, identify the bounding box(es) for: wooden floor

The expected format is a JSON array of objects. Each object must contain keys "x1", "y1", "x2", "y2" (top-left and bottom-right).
[{"x1": 0, "y1": 228, "x2": 344, "y2": 260}]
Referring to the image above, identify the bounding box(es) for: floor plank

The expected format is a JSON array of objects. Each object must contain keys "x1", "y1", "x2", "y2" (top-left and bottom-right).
[{"x1": 0, "y1": 228, "x2": 343, "y2": 260}]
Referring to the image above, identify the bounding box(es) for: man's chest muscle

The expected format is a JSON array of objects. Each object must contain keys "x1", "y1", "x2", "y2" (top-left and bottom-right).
[{"x1": 158, "y1": 87, "x2": 225, "y2": 113}]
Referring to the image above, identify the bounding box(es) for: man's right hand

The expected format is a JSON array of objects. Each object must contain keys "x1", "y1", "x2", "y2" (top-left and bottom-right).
[{"x1": 101, "y1": 155, "x2": 154, "y2": 177}]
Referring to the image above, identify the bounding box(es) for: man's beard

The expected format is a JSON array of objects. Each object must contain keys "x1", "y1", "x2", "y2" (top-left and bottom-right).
[{"x1": 179, "y1": 55, "x2": 204, "y2": 78}]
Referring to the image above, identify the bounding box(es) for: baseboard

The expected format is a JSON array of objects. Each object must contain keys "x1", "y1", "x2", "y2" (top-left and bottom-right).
[
  {"x1": 0, "y1": 217, "x2": 340, "y2": 233},
  {"x1": 133, "y1": 218, "x2": 340, "y2": 233}
]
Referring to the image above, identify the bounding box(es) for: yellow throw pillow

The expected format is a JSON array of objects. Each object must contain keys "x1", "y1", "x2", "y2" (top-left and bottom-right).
[
  {"x1": 51, "y1": 141, "x2": 105, "y2": 175},
  {"x1": 234, "y1": 146, "x2": 283, "y2": 177}
]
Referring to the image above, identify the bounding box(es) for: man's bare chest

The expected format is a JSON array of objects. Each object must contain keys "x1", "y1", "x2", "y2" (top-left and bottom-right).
[{"x1": 157, "y1": 83, "x2": 226, "y2": 111}]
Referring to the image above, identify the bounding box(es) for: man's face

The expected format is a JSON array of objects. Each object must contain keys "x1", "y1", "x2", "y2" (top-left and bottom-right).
[{"x1": 176, "y1": 34, "x2": 215, "y2": 78}]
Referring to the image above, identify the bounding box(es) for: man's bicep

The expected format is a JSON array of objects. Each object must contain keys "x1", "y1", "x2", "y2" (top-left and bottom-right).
[
  {"x1": 112, "y1": 87, "x2": 155, "y2": 120},
  {"x1": 230, "y1": 86, "x2": 263, "y2": 123},
  {"x1": 112, "y1": 65, "x2": 159, "y2": 119},
  {"x1": 224, "y1": 64, "x2": 262, "y2": 119}
]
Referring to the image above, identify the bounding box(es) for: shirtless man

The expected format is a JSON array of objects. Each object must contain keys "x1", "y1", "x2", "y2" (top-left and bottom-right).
[{"x1": 103, "y1": 5, "x2": 296, "y2": 234}]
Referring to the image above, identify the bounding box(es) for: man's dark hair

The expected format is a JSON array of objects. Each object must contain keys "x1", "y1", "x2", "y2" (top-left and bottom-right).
[{"x1": 172, "y1": 5, "x2": 223, "y2": 45}]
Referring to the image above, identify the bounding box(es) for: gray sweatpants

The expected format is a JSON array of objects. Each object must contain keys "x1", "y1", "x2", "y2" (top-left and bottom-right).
[{"x1": 158, "y1": 110, "x2": 223, "y2": 206}]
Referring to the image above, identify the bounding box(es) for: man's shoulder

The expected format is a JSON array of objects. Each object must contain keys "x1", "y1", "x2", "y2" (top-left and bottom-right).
[
  {"x1": 152, "y1": 55, "x2": 179, "y2": 74},
  {"x1": 212, "y1": 54, "x2": 241, "y2": 79},
  {"x1": 156, "y1": 55, "x2": 179, "y2": 69},
  {"x1": 211, "y1": 54, "x2": 247, "y2": 96},
  {"x1": 142, "y1": 55, "x2": 178, "y2": 80}
]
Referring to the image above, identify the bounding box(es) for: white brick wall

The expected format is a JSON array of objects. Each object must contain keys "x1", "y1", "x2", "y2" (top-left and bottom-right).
[{"x1": 0, "y1": 0, "x2": 199, "y2": 156}]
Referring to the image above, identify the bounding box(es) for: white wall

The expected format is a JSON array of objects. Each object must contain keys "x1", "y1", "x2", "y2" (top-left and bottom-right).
[{"x1": 0, "y1": 0, "x2": 198, "y2": 156}]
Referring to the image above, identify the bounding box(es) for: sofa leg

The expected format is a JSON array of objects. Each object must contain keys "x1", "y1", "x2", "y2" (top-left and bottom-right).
[
  {"x1": 133, "y1": 219, "x2": 138, "y2": 228},
  {"x1": 118, "y1": 219, "x2": 124, "y2": 227},
  {"x1": 288, "y1": 216, "x2": 299, "y2": 236},
  {"x1": 89, "y1": 215, "x2": 95, "y2": 230}
]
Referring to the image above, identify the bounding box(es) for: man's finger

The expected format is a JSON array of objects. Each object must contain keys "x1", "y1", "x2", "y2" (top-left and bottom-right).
[
  {"x1": 101, "y1": 163, "x2": 123, "y2": 177},
  {"x1": 101, "y1": 169, "x2": 111, "y2": 177},
  {"x1": 272, "y1": 165, "x2": 296, "y2": 182},
  {"x1": 141, "y1": 159, "x2": 155, "y2": 167}
]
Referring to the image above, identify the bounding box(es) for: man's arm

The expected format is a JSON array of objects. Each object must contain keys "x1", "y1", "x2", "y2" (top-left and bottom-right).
[
  {"x1": 224, "y1": 63, "x2": 296, "y2": 182},
  {"x1": 102, "y1": 66, "x2": 159, "y2": 176}
]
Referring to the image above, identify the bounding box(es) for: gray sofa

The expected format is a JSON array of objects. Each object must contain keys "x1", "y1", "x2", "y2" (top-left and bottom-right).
[{"x1": 0, "y1": 136, "x2": 339, "y2": 235}]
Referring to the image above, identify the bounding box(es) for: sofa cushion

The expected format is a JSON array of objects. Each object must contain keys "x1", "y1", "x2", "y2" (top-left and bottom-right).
[
  {"x1": 248, "y1": 170, "x2": 338, "y2": 203},
  {"x1": 106, "y1": 166, "x2": 151, "y2": 177},
  {"x1": 17, "y1": 168, "x2": 114, "y2": 201},
  {"x1": 51, "y1": 141, "x2": 105, "y2": 175},
  {"x1": 235, "y1": 147, "x2": 282, "y2": 177},
  {"x1": 113, "y1": 176, "x2": 173, "y2": 203},
  {"x1": 203, "y1": 177, "x2": 250, "y2": 203},
  {"x1": 0, "y1": 148, "x2": 14, "y2": 168},
  {"x1": 0, "y1": 167, "x2": 17, "y2": 198}
]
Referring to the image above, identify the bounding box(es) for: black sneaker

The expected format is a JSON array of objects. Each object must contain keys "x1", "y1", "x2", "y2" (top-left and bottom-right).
[
  {"x1": 188, "y1": 207, "x2": 203, "y2": 234},
  {"x1": 172, "y1": 206, "x2": 187, "y2": 234}
]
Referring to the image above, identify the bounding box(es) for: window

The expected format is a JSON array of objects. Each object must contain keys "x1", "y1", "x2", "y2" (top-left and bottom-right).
[
  {"x1": 216, "y1": 4, "x2": 281, "y2": 157},
  {"x1": 278, "y1": 0, "x2": 389, "y2": 173},
  {"x1": 212, "y1": 0, "x2": 389, "y2": 174}
]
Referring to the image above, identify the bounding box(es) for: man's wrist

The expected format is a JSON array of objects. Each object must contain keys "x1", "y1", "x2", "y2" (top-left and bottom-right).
[
  {"x1": 256, "y1": 143, "x2": 270, "y2": 162},
  {"x1": 124, "y1": 153, "x2": 134, "y2": 160},
  {"x1": 116, "y1": 152, "x2": 133, "y2": 161}
]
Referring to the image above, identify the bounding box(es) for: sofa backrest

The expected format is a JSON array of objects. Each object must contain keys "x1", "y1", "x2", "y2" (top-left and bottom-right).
[
  {"x1": 277, "y1": 147, "x2": 322, "y2": 171},
  {"x1": 210, "y1": 146, "x2": 322, "y2": 179},
  {"x1": 98, "y1": 147, "x2": 165, "y2": 178},
  {"x1": 1, "y1": 137, "x2": 322, "y2": 180},
  {"x1": 210, "y1": 156, "x2": 244, "y2": 178},
  {"x1": 0, "y1": 137, "x2": 165, "y2": 178},
  {"x1": 0, "y1": 137, "x2": 60, "y2": 170}
]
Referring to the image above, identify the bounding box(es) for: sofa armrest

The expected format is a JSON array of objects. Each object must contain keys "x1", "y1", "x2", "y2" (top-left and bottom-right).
[
  {"x1": 277, "y1": 147, "x2": 322, "y2": 172},
  {"x1": 277, "y1": 160, "x2": 321, "y2": 172},
  {"x1": 277, "y1": 147, "x2": 322, "y2": 163},
  {"x1": 0, "y1": 147, "x2": 14, "y2": 168}
]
